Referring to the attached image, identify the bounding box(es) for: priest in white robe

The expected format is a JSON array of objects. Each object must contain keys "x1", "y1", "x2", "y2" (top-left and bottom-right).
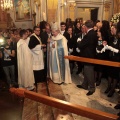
[
  {"x1": 48, "y1": 22, "x2": 72, "y2": 84},
  {"x1": 17, "y1": 29, "x2": 35, "y2": 90}
]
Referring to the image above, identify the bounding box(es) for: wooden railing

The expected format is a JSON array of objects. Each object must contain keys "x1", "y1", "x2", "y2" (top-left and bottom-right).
[
  {"x1": 10, "y1": 88, "x2": 118, "y2": 120},
  {"x1": 10, "y1": 56, "x2": 120, "y2": 120},
  {"x1": 64, "y1": 55, "x2": 120, "y2": 67}
]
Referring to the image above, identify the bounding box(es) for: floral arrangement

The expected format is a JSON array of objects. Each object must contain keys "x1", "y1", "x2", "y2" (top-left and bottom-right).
[{"x1": 111, "y1": 13, "x2": 120, "y2": 23}]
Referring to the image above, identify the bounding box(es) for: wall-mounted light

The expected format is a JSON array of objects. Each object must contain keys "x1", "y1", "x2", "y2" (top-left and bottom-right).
[
  {"x1": 67, "y1": 0, "x2": 76, "y2": 7},
  {"x1": 68, "y1": 0, "x2": 75, "y2": 2},
  {"x1": 69, "y1": 3, "x2": 76, "y2": 7},
  {"x1": 64, "y1": 2, "x2": 67, "y2": 6},
  {"x1": 34, "y1": 0, "x2": 41, "y2": 7},
  {"x1": 60, "y1": 2, "x2": 67, "y2": 7}
]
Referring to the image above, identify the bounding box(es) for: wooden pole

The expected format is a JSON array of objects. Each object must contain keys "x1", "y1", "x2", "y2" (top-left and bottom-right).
[
  {"x1": 10, "y1": 88, "x2": 118, "y2": 120},
  {"x1": 64, "y1": 55, "x2": 120, "y2": 67}
]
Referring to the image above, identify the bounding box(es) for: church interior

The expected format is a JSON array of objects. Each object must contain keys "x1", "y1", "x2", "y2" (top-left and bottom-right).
[
  {"x1": 0, "y1": 0, "x2": 118, "y2": 29},
  {"x1": 1, "y1": 0, "x2": 120, "y2": 120}
]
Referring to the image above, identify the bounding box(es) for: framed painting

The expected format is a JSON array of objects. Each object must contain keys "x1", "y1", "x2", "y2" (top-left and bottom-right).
[{"x1": 14, "y1": 0, "x2": 32, "y2": 21}]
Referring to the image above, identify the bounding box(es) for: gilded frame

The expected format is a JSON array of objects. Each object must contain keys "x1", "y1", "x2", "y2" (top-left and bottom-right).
[{"x1": 14, "y1": 0, "x2": 32, "y2": 21}]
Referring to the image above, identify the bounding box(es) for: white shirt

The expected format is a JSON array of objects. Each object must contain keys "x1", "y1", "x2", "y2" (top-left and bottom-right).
[
  {"x1": 61, "y1": 30, "x2": 65, "y2": 35},
  {"x1": 47, "y1": 33, "x2": 52, "y2": 38}
]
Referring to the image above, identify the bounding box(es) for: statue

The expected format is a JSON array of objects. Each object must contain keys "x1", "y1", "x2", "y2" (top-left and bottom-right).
[
  {"x1": 32, "y1": 11, "x2": 36, "y2": 26},
  {"x1": 34, "y1": 0, "x2": 41, "y2": 7},
  {"x1": 7, "y1": 13, "x2": 16, "y2": 29}
]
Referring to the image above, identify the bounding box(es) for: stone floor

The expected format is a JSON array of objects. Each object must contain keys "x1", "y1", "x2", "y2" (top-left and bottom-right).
[
  {"x1": 0, "y1": 67, "x2": 120, "y2": 120},
  {"x1": 61, "y1": 69, "x2": 119, "y2": 120},
  {"x1": 22, "y1": 68, "x2": 120, "y2": 120}
]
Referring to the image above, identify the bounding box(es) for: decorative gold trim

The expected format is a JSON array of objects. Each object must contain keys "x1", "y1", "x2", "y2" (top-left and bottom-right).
[
  {"x1": 34, "y1": 0, "x2": 41, "y2": 7},
  {"x1": 14, "y1": 0, "x2": 32, "y2": 22}
]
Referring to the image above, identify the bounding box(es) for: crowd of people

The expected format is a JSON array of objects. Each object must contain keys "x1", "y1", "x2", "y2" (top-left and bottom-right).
[{"x1": 0, "y1": 18, "x2": 120, "y2": 115}]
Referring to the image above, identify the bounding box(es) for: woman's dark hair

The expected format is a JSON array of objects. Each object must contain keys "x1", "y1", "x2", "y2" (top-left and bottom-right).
[
  {"x1": 117, "y1": 22, "x2": 120, "y2": 33},
  {"x1": 101, "y1": 20, "x2": 110, "y2": 31},
  {"x1": 66, "y1": 18, "x2": 72, "y2": 23},
  {"x1": 66, "y1": 26, "x2": 73, "y2": 32},
  {"x1": 19, "y1": 29, "x2": 27, "y2": 37},
  {"x1": 45, "y1": 23, "x2": 51, "y2": 29},
  {"x1": 40, "y1": 21, "x2": 47, "y2": 30},
  {"x1": 66, "y1": 18, "x2": 73, "y2": 28},
  {"x1": 74, "y1": 18, "x2": 81, "y2": 26},
  {"x1": 100, "y1": 20, "x2": 110, "y2": 42},
  {"x1": 76, "y1": 22, "x2": 81, "y2": 26},
  {"x1": 27, "y1": 28, "x2": 33, "y2": 33}
]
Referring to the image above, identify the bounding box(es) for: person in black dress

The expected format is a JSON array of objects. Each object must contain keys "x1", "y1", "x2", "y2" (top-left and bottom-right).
[
  {"x1": 64, "y1": 26, "x2": 76, "y2": 74},
  {"x1": 74, "y1": 22, "x2": 82, "y2": 37},
  {"x1": 104, "y1": 25, "x2": 120, "y2": 97},
  {"x1": 95, "y1": 22, "x2": 107, "y2": 86}
]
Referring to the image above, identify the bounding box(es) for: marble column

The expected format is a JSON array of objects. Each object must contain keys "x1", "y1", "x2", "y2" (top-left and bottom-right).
[
  {"x1": 60, "y1": 0, "x2": 64, "y2": 22},
  {"x1": 40, "y1": 0, "x2": 47, "y2": 21},
  {"x1": 102, "y1": 1, "x2": 113, "y2": 21},
  {"x1": 57, "y1": 0, "x2": 61, "y2": 28}
]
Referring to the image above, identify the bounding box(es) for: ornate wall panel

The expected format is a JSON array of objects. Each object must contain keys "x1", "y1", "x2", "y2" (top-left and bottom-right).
[
  {"x1": 113, "y1": 0, "x2": 120, "y2": 14},
  {"x1": 0, "y1": 3, "x2": 7, "y2": 29}
]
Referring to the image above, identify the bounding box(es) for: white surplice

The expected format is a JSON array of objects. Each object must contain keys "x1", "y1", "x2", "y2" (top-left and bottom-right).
[
  {"x1": 30, "y1": 33, "x2": 44, "y2": 70},
  {"x1": 17, "y1": 39, "x2": 35, "y2": 89}
]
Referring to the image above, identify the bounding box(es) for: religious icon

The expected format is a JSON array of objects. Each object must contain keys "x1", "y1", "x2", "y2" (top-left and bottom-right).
[{"x1": 14, "y1": 0, "x2": 32, "y2": 21}]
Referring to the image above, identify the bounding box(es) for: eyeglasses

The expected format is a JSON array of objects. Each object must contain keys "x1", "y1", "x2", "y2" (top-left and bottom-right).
[
  {"x1": 35, "y1": 30, "x2": 40, "y2": 32},
  {"x1": 61, "y1": 26, "x2": 66, "y2": 27},
  {"x1": 46, "y1": 28, "x2": 50, "y2": 30}
]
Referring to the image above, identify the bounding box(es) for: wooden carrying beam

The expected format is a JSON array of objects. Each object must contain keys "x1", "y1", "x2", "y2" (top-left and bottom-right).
[
  {"x1": 64, "y1": 55, "x2": 120, "y2": 67},
  {"x1": 10, "y1": 88, "x2": 118, "y2": 120}
]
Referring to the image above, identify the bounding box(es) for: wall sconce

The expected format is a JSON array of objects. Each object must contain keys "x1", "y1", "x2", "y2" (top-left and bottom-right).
[
  {"x1": 68, "y1": 0, "x2": 75, "y2": 2},
  {"x1": 34, "y1": 0, "x2": 41, "y2": 7},
  {"x1": 67, "y1": 0, "x2": 76, "y2": 7},
  {"x1": 69, "y1": 3, "x2": 76, "y2": 7},
  {"x1": 60, "y1": 2, "x2": 67, "y2": 7}
]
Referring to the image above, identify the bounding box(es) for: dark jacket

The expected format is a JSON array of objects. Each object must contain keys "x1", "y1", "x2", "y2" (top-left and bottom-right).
[
  {"x1": 74, "y1": 27, "x2": 81, "y2": 37},
  {"x1": 64, "y1": 33, "x2": 74, "y2": 48},
  {"x1": 40, "y1": 31, "x2": 49, "y2": 45},
  {"x1": 29, "y1": 35, "x2": 41, "y2": 49},
  {"x1": 77, "y1": 29, "x2": 97, "y2": 59}
]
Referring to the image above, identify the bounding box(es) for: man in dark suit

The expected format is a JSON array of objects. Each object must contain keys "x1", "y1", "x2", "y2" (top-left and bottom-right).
[
  {"x1": 40, "y1": 24, "x2": 52, "y2": 81},
  {"x1": 77, "y1": 20, "x2": 98, "y2": 96}
]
